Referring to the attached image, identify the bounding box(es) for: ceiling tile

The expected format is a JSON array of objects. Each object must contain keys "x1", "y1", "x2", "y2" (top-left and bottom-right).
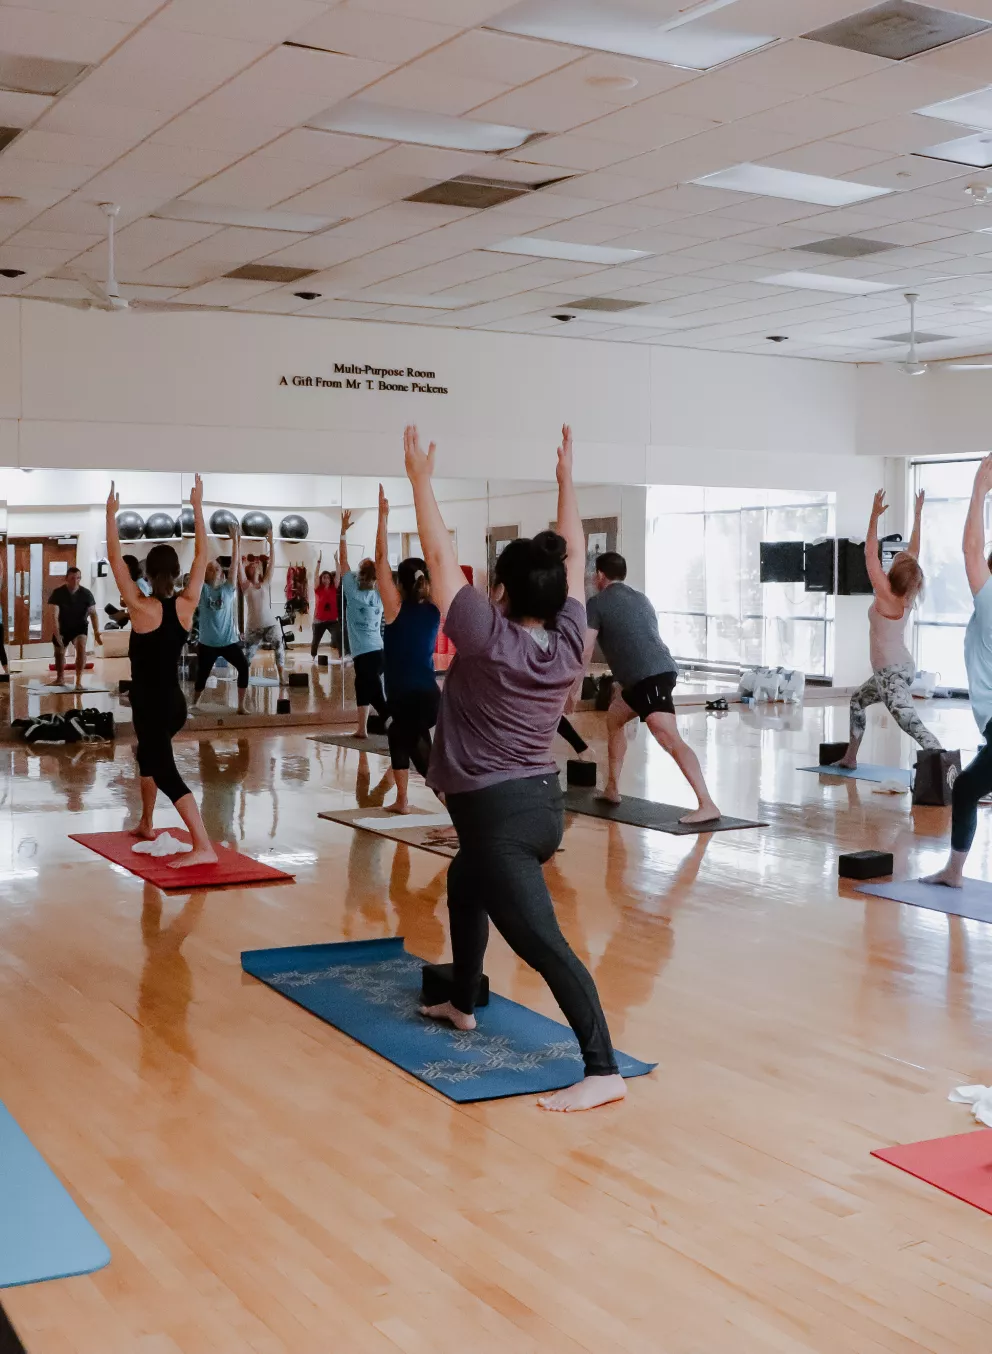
[
  {"x1": 355, "y1": 64, "x2": 510, "y2": 116},
  {"x1": 288, "y1": 7, "x2": 459, "y2": 64},
  {"x1": 728, "y1": 36, "x2": 892, "y2": 94},
  {"x1": 0, "y1": 5, "x2": 133, "y2": 62},
  {"x1": 153, "y1": 0, "x2": 330, "y2": 44}
]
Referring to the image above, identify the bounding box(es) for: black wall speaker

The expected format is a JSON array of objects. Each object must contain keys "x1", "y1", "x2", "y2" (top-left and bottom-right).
[
  {"x1": 804, "y1": 538, "x2": 835, "y2": 593},
  {"x1": 760, "y1": 541, "x2": 805, "y2": 583},
  {"x1": 837, "y1": 538, "x2": 873, "y2": 595}
]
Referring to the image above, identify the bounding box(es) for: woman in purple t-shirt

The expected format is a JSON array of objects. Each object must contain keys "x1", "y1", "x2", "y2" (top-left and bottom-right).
[{"x1": 403, "y1": 423, "x2": 624, "y2": 1113}]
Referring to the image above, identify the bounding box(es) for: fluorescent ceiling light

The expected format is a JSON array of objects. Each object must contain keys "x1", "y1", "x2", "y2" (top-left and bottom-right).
[
  {"x1": 915, "y1": 132, "x2": 992, "y2": 168},
  {"x1": 309, "y1": 101, "x2": 539, "y2": 153},
  {"x1": 484, "y1": 237, "x2": 653, "y2": 264},
  {"x1": 153, "y1": 201, "x2": 338, "y2": 233},
  {"x1": 917, "y1": 85, "x2": 992, "y2": 132},
  {"x1": 759, "y1": 271, "x2": 896, "y2": 294},
  {"x1": 691, "y1": 163, "x2": 891, "y2": 205},
  {"x1": 488, "y1": 0, "x2": 773, "y2": 71}
]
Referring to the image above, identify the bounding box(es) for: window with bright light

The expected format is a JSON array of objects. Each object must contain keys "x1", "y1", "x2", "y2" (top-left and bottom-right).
[
  {"x1": 646, "y1": 485, "x2": 835, "y2": 677},
  {"x1": 912, "y1": 457, "x2": 988, "y2": 689}
]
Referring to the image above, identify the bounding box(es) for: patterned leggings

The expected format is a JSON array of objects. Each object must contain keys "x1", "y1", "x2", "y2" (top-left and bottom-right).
[{"x1": 849, "y1": 661, "x2": 941, "y2": 749}]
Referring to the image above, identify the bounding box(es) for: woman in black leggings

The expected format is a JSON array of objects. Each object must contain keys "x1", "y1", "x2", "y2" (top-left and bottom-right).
[
  {"x1": 106, "y1": 475, "x2": 216, "y2": 869},
  {"x1": 924, "y1": 455, "x2": 992, "y2": 888},
  {"x1": 375, "y1": 484, "x2": 441, "y2": 813},
  {"x1": 404, "y1": 423, "x2": 624, "y2": 1113}
]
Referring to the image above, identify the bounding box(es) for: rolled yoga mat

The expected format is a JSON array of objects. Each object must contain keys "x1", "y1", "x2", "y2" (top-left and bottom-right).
[
  {"x1": 0, "y1": 1100, "x2": 110, "y2": 1288},
  {"x1": 562, "y1": 787, "x2": 766, "y2": 835},
  {"x1": 241, "y1": 937, "x2": 655, "y2": 1103}
]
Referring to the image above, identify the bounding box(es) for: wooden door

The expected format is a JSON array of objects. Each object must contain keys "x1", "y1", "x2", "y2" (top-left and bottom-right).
[{"x1": 9, "y1": 538, "x2": 77, "y2": 645}]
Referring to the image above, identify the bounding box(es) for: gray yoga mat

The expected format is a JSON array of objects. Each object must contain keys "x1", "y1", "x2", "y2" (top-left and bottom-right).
[
  {"x1": 562, "y1": 787, "x2": 766, "y2": 835},
  {"x1": 857, "y1": 878, "x2": 992, "y2": 925},
  {"x1": 309, "y1": 731, "x2": 390, "y2": 754},
  {"x1": 798, "y1": 763, "x2": 912, "y2": 786}
]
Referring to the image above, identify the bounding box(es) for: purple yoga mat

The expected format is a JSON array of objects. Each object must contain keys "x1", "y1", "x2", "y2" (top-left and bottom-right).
[{"x1": 857, "y1": 878, "x2": 992, "y2": 925}]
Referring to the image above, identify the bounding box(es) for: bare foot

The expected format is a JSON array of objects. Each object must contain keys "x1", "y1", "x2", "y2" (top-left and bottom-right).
[
  {"x1": 132, "y1": 823, "x2": 155, "y2": 841},
  {"x1": 47, "y1": 677, "x2": 66, "y2": 687},
  {"x1": 168, "y1": 846, "x2": 218, "y2": 870},
  {"x1": 831, "y1": 758, "x2": 857, "y2": 770},
  {"x1": 539, "y1": 1074, "x2": 627, "y2": 1112},
  {"x1": 385, "y1": 800, "x2": 411, "y2": 815},
  {"x1": 920, "y1": 869, "x2": 964, "y2": 889},
  {"x1": 352, "y1": 729, "x2": 368, "y2": 741},
  {"x1": 418, "y1": 1001, "x2": 476, "y2": 1032},
  {"x1": 679, "y1": 804, "x2": 721, "y2": 825},
  {"x1": 596, "y1": 784, "x2": 622, "y2": 805}
]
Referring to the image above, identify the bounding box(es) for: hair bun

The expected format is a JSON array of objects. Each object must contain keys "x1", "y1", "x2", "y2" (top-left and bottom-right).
[{"x1": 531, "y1": 530, "x2": 567, "y2": 565}]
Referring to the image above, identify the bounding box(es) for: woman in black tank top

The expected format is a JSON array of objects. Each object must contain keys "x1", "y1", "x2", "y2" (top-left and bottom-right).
[{"x1": 107, "y1": 475, "x2": 217, "y2": 869}]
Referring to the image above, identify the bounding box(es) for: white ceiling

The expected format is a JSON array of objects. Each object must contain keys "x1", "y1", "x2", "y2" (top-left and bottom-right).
[{"x1": 7, "y1": 0, "x2": 992, "y2": 361}]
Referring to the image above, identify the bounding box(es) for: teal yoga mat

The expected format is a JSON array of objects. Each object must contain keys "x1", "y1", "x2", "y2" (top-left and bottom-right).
[{"x1": 0, "y1": 1101, "x2": 110, "y2": 1288}]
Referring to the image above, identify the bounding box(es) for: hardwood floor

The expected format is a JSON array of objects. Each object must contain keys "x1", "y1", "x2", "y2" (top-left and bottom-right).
[{"x1": 3, "y1": 695, "x2": 992, "y2": 1352}]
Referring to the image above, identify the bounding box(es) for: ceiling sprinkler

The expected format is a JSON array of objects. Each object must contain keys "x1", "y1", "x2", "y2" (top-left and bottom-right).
[{"x1": 966, "y1": 183, "x2": 992, "y2": 205}]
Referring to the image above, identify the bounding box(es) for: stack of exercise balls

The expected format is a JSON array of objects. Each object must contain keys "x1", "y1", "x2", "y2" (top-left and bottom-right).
[{"x1": 116, "y1": 507, "x2": 311, "y2": 540}]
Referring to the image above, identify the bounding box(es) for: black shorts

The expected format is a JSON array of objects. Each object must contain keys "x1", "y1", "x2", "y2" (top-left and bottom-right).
[
  {"x1": 55, "y1": 629, "x2": 87, "y2": 648},
  {"x1": 621, "y1": 671, "x2": 677, "y2": 720}
]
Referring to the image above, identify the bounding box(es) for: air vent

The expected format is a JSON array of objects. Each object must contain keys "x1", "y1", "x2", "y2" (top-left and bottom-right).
[
  {"x1": 877, "y1": 330, "x2": 952, "y2": 344},
  {"x1": 565, "y1": 297, "x2": 648, "y2": 312},
  {"x1": 794, "y1": 236, "x2": 896, "y2": 258},
  {"x1": 805, "y1": 2, "x2": 990, "y2": 60},
  {"x1": 0, "y1": 128, "x2": 19, "y2": 155},
  {"x1": 0, "y1": 53, "x2": 89, "y2": 96},
  {"x1": 406, "y1": 173, "x2": 574, "y2": 210},
  {"x1": 224, "y1": 264, "x2": 316, "y2": 283}
]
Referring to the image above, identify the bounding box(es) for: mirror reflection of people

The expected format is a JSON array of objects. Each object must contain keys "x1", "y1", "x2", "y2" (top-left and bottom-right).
[
  {"x1": 924, "y1": 456, "x2": 992, "y2": 888},
  {"x1": 375, "y1": 484, "x2": 440, "y2": 814},
  {"x1": 241, "y1": 524, "x2": 288, "y2": 687},
  {"x1": 192, "y1": 525, "x2": 250, "y2": 715},
  {"x1": 104, "y1": 554, "x2": 151, "y2": 627},
  {"x1": 339, "y1": 508, "x2": 387, "y2": 738},
  {"x1": 833, "y1": 488, "x2": 940, "y2": 770},
  {"x1": 408, "y1": 423, "x2": 625, "y2": 1113},
  {"x1": 311, "y1": 551, "x2": 341, "y2": 659},
  {"x1": 106, "y1": 475, "x2": 217, "y2": 868},
  {"x1": 49, "y1": 566, "x2": 101, "y2": 688}
]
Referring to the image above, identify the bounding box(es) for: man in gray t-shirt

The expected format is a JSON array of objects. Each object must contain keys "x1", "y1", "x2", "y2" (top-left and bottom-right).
[{"x1": 582, "y1": 551, "x2": 719, "y2": 825}]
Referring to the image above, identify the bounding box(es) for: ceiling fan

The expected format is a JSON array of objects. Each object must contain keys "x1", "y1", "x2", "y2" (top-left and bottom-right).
[
  {"x1": 36, "y1": 202, "x2": 220, "y2": 313},
  {"x1": 898, "y1": 292, "x2": 928, "y2": 377}
]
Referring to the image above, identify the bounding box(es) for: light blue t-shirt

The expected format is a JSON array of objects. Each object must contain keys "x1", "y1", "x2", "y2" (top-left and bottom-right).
[
  {"x1": 342, "y1": 570, "x2": 383, "y2": 656},
  {"x1": 965, "y1": 577, "x2": 992, "y2": 736},
  {"x1": 197, "y1": 581, "x2": 239, "y2": 648},
  {"x1": 137, "y1": 578, "x2": 152, "y2": 596}
]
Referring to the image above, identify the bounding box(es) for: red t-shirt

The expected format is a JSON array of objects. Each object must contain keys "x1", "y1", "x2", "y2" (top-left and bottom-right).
[{"x1": 314, "y1": 585, "x2": 339, "y2": 623}]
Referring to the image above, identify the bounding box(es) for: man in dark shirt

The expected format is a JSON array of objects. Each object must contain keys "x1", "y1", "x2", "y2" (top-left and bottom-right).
[
  {"x1": 582, "y1": 551, "x2": 720, "y2": 825},
  {"x1": 48, "y1": 567, "x2": 101, "y2": 688}
]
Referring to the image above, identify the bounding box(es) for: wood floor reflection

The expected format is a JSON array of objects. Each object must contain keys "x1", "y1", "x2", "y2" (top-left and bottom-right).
[{"x1": 3, "y1": 695, "x2": 992, "y2": 1352}]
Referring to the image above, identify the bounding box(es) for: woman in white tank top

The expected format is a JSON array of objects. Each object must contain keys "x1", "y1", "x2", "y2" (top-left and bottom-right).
[{"x1": 832, "y1": 489, "x2": 941, "y2": 769}]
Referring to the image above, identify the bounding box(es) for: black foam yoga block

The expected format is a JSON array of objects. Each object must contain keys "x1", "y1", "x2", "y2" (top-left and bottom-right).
[
  {"x1": 288, "y1": 671, "x2": 309, "y2": 688},
  {"x1": 839, "y1": 849, "x2": 894, "y2": 880},
  {"x1": 421, "y1": 962, "x2": 489, "y2": 1009},
  {"x1": 318, "y1": 654, "x2": 328, "y2": 667},
  {"x1": 819, "y1": 741, "x2": 849, "y2": 765},
  {"x1": 118, "y1": 679, "x2": 131, "y2": 695},
  {"x1": 567, "y1": 759, "x2": 597, "y2": 787},
  {"x1": 912, "y1": 748, "x2": 961, "y2": 807},
  {"x1": 367, "y1": 713, "x2": 387, "y2": 735},
  {"x1": 0, "y1": 673, "x2": 9, "y2": 684},
  {"x1": 276, "y1": 697, "x2": 291, "y2": 714}
]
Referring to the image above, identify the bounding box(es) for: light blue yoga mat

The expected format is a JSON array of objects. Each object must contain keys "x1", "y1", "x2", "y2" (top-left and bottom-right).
[
  {"x1": 798, "y1": 763, "x2": 912, "y2": 786},
  {"x1": 242, "y1": 937, "x2": 655, "y2": 1103},
  {"x1": 0, "y1": 1102, "x2": 110, "y2": 1288},
  {"x1": 857, "y1": 878, "x2": 992, "y2": 925}
]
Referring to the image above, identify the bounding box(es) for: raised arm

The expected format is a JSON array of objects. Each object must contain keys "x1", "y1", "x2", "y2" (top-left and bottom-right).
[
  {"x1": 864, "y1": 489, "x2": 892, "y2": 599},
  {"x1": 227, "y1": 522, "x2": 241, "y2": 585},
  {"x1": 964, "y1": 455, "x2": 992, "y2": 596},
  {"x1": 404, "y1": 425, "x2": 465, "y2": 614},
  {"x1": 375, "y1": 483, "x2": 402, "y2": 624},
  {"x1": 908, "y1": 488, "x2": 924, "y2": 559},
  {"x1": 555, "y1": 424, "x2": 585, "y2": 603},
  {"x1": 179, "y1": 474, "x2": 208, "y2": 617},
  {"x1": 339, "y1": 509, "x2": 352, "y2": 577},
  {"x1": 260, "y1": 526, "x2": 273, "y2": 583},
  {"x1": 106, "y1": 483, "x2": 145, "y2": 609}
]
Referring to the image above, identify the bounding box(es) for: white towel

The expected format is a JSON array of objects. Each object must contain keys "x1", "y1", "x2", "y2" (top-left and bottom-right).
[
  {"x1": 132, "y1": 833, "x2": 192, "y2": 857},
  {"x1": 352, "y1": 812, "x2": 453, "y2": 832},
  {"x1": 949, "y1": 1084, "x2": 992, "y2": 1127}
]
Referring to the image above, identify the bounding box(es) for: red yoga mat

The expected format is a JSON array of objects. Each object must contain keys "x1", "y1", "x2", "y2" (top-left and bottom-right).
[
  {"x1": 70, "y1": 830, "x2": 294, "y2": 892},
  {"x1": 872, "y1": 1129, "x2": 992, "y2": 1215},
  {"x1": 50, "y1": 662, "x2": 94, "y2": 670}
]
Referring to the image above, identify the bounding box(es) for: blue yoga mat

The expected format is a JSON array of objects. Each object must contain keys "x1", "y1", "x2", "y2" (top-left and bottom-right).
[
  {"x1": 858, "y1": 878, "x2": 992, "y2": 924},
  {"x1": 798, "y1": 763, "x2": 912, "y2": 786},
  {"x1": 0, "y1": 1102, "x2": 110, "y2": 1288},
  {"x1": 242, "y1": 937, "x2": 655, "y2": 1103}
]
